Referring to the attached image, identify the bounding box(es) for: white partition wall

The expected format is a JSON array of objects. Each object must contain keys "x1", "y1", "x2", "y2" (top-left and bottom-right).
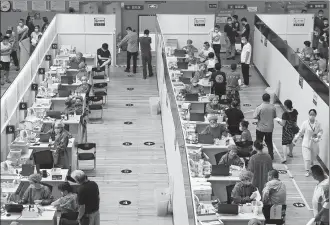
[
  {"x1": 258, "y1": 14, "x2": 314, "y2": 51},
  {"x1": 56, "y1": 14, "x2": 116, "y2": 65},
  {"x1": 157, "y1": 14, "x2": 215, "y2": 50}
]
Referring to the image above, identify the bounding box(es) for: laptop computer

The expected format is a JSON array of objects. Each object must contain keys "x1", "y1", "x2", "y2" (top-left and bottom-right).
[
  {"x1": 177, "y1": 62, "x2": 188, "y2": 70},
  {"x1": 190, "y1": 113, "x2": 205, "y2": 122},
  {"x1": 217, "y1": 204, "x2": 239, "y2": 215},
  {"x1": 185, "y1": 93, "x2": 199, "y2": 101},
  {"x1": 211, "y1": 164, "x2": 230, "y2": 176},
  {"x1": 58, "y1": 89, "x2": 71, "y2": 97},
  {"x1": 198, "y1": 133, "x2": 214, "y2": 144},
  {"x1": 179, "y1": 77, "x2": 191, "y2": 84},
  {"x1": 39, "y1": 133, "x2": 51, "y2": 143},
  {"x1": 46, "y1": 111, "x2": 62, "y2": 119},
  {"x1": 174, "y1": 49, "x2": 186, "y2": 57},
  {"x1": 61, "y1": 76, "x2": 75, "y2": 84},
  {"x1": 20, "y1": 164, "x2": 34, "y2": 176}
]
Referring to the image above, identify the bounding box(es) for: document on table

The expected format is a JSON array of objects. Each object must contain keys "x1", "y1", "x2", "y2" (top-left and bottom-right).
[{"x1": 42, "y1": 205, "x2": 57, "y2": 211}]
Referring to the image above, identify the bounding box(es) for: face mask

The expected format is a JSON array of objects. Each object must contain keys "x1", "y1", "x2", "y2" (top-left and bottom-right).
[
  {"x1": 228, "y1": 21, "x2": 232, "y2": 24},
  {"x1": 19, "y1": 23, "x2": 23, "y2": 26},
  {"x1": 239, "y1": 127, "x2": 243, "y2": 131},
  {"x1": 82, "y1": 80, "x2": 87, "y2": 84},
  {"x1": 35, "y1": 29, "x2": 39, "y2": 32},
  {"x1": 210, "y1": 123, "x2": 218, "y2": 128},
  {"x1": 309, "y1": 115, "x2": 316, "y2": 121},
  {"x1": 241, "y1": 40, "x2": 246, "y2": 44},
  {"x1": 319, "y1": 14, "x2": 323, "y2": 18}
]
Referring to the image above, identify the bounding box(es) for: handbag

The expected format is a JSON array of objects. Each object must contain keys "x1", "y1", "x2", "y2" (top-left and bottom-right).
[{"x1": 291, "y1": 122, "x2": 300, "y2": 134}]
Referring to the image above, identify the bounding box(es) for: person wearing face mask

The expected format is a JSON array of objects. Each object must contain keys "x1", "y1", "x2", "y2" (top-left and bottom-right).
[
  {"x1": 240, "y1": 18, "x2": 250, "y2": 50},
  {"x1": 314, "y1": 10, "x2": 327, "y2": 31},
  {"x1": 224, "y1": 17, "x2": 236, "y2": 60},
  {"x1": 241, "y1": 36, "x2": 252, "y2": 87},
  {"x1": 184, "y1": 76, "x2": 205, "y2": 95},
  {"x1": 19, "y1": 173, "x2": 53, "y2": 205},
  {"x1": 182, "y1": 39, "x2": 198, "y2": 57},
  {"x1": 262, "y1": 169, "x2": 287, "y2": 205},
  {"x1": 313, "y1": 27, "x2": 321, "y2": 49},
  {"x1": 17, "y1": 19, "x2": 29, "y2": 42},
  {"x1": 317, "y1": 36, "x2": 329, "y2": 61},
  {"x1": 200, "y1": 115, "x2": 227, "y2": 140},
  {"x1": 41, "y1": 17, "x2": 49, "y2": 33},
  {"x1": 209, "y1": 25, "x2": 222, "y2": 63},
  {"x1": 193, "y1": 63, "x2": 208, "y2": 80},
  {"x1": 76, "y1": 76, "x2": 91, "y2": 96},
  {"x1": 236, "y1": 120, "x2": 254, "y2": 158},
  {"x1": 71, "y1": 52, "x2": 86, "y2": 68},
  {"x1": 198, "y1": 42, "x2": 214, "y2": 62},
  {"x1": 293, "y1": 109, "x2": 323, "y2": 177},
  {"x1": 248, "y1": 140, "x2": 273, "y2": 192},
  {"x1": 0, "y1": 36, "x2": 13, "y2": 85},
  {"x1": 30, "y1": 25, "x2": 42, "y2": 54},
  {"x1": 205, "y1": 95, "x2": 224, "y2": 114},
  {"x1": 231, "y1": 170, "x2": 258, "y2": 204},
  {"x1": 51, "y1": 182, "x2": 79, "y2": 225},
  {"x1": 226, "y1": 63, "x2": 241, "y2": 104},
  {"x1": 6, "y1": 26, "x2": 19, "y2": 71},
  {"x1": 50, "y1": 121, "x2": 71, "y2": 169},
  {"x1": 26, "y1": 16, "x2": 35, "y2": 37},
  {"x1": 224, "y1": 100, "x2": 244, "y2": 136},
  {"x1": 219, "y1": 145, "x2": 244, "y2": 167}
]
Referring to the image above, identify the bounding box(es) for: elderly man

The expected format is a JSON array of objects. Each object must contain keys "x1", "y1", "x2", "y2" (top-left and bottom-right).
[
  {"x1": 118, "y1": 27, "x2": 138, "y2": 74},
  {"x1": 201, "y1": 115, "x2": 227, "y2": 140},
  {"x1": 71, "y1": 170, "x2": 100, "y2": 225},
  {"x1": 219, "y1": 145, "x2": 244, "y2": 167},
  {"x1": 50, "y1": 121, "x2": 70, "y2": 169},
  {"x1": 262, "y1": 169, "x2": 286, "y2": 205}
]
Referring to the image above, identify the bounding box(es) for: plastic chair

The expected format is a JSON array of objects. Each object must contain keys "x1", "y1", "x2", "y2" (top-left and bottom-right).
[
  {"x1": 88, "y1": 104, "x2": 103, "y2": 123},
  {"x1": 263, "y1": 205, "x2": 287, "y2": 225},
  {"x1": 93, "y1": 82, "x2": 108, "y2": 93},
  {"x1": 214, "y1": 151, "x2": 228, "y2": 165},
  {"x1": 77, "y1": 143, "x2": 96, "y2": 170}
]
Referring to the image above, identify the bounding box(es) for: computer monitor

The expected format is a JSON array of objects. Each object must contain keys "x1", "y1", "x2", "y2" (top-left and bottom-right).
[{"x1": 33, "y1": 150, "x2": 54, "y2": 170}]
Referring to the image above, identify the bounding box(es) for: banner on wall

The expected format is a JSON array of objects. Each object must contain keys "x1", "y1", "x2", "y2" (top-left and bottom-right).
[
  {"x1": 94, "y1": 17, "x2": 105, "y2": 26},
  {"x1": 293, "y1": 18, "x2": 305, "y2": 27},
  {"x1": 194, "y1": 18, "x2": 206, "y2": 27},
  {"x1": 215, "y1": 10, "x2": 233, "y2": 26}
]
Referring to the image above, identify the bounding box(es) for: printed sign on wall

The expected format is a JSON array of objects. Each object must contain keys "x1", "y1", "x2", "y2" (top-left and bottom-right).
[
  {"x1": 293, "y1": 18, "x2": 305, "y2": 27},
  {"x1": 94, "y1": 17, "x2": 105, "y2": 26},
  {"x1": 194, "y1": 18, "x2": 206, "y2": 27}
]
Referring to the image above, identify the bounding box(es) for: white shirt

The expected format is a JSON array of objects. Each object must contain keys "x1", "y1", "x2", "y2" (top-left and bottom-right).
[
  {"x1": 312, "y1": 178, "x2": 329, "y2": 216},
  {"x1": 206, "y1": 58, "x2": 216, "y2": 68},
  {"x1": 0, "y1": 42, "x2": 12, "y2": 62},
  {"x1": 200, "y1": 47, "x2": 215, "y2": 58},
  {"x1": 209, "y1": 29, "x2": 221, "y2": 45},
  {"x1": 31, "y1": 32, "x2": 42, "y2": 46},
  {"x1": 241, "y1": 42, "x2": 252, "y2": 64}
]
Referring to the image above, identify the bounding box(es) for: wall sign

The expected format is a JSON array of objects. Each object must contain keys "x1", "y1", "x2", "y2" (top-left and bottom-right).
[
  {"x1": 228, "y1": 4, "x2": 247, "y2": 10},
  {"x1": 127, "y1": 88, "x2": 134, "y2": 91},
  {"x1": 6, "y1": 125, "x2": 15, "y2": 134},
  {"x1": 194, "y1": 18, "x2": 206, "y2": 27},
  {"x1": 124, "y1": 121, "x2": 133, "y2": 125},
  {"x1": 38, "y1": 68, "x2": 45, "y2": 75},
  {"x1": 293, "y1": 18, "x2": 305, "y2": 27},
  {"x1": 94, "y1": 17, "x2": 105, "y2": 26},
  {"x1": 208, "y1": 3, "x2": 218, "y2": 9},
  {"x1": 299, "y1": 75, "x2": 303, "y2": 88},
  {"x1": 247, "y1": 6, "x2": 258, "y2": 12},
  {"x1": 19, "y1": 102, "x2": 28, "y2": 110},
  {"x1": 144, "y1": 142, "x2": 155, "y2": 146},
  {"x1": 278, "y1": 170, "x2": 287, "y2": 174},
  {"x1": 145, "y1": 1, "x2": 166, "y2": 3},
  {"x1": 126, "y1": 103, "x2": 133, "y2": 107},
  {"x1": 123, "y1": 142, "x2": 132, "y2": 146},
  {"x1": 307, "y1": 3, "x2": 327, "y2": 9},
  {"x1": 45, "y1": 55, "x2": 52, "y2": 61},
  {"x1": 148, "y1": 4, "x2": 158, "y2": 9},
  {"x1": 124, "y1": 5, "x2": 144, "y2": 10},
  {"x1": 51, "y1": 43, "x2": 58, "y2": 49},
  {"x1": 31, "y1": 83, "x2": 38, "y2": 91},
  {"x1": 313, "y1": 92, "x2": 318, "y2": 106}
]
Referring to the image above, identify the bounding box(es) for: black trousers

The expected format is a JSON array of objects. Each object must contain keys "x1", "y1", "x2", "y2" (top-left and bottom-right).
[
  {"x1": 256, "y1": 130, "x2": 274, "y2": 158},
  {"x1": 142, "y1": 53, "x2": 153, "y2": 78},
  {"x1": 10, "y1": 50, "x2": 19, "y2": 67},
  {"x1": 241, "y1": 63, "x2": 250, "y2": 85},
  {"x1": 127, "y1": 51, "x2": 138, "y2": 73},
  {"x1": 212, "y1": 44, "x2": 221, "y2": 65}
]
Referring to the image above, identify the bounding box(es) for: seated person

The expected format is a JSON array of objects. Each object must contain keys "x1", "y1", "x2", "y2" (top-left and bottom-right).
[
  {"x1": 205, "y1": 95, "x2": 224, "y2": 114},
  {"x1": 184, "y1": 76, "x2": 205, "y2": 95},
  {"x1": 231, "y1": 170, "x2": 258, "y2": 204},
  {"x1": 198, "y1": 42, "x2": 214, "y2": 62},
  {"x1": 19, "y1": 174, "x2": 53, "y2": 205},
  {"x1": 182, "y1": 39, "x2": 198, "y2": 56},
  {"x1": 76, "y1": 62, "x2": 87, "y2": 82},
  {"x1": 219, "y1": 145, "x2": 244, "y2": 167},
  {"x1": 70, "y1": 52, "x2": 86, "y2": 66},
  {"x1": 200, "y1": 115, "x2": 227, "y2": 140},
  {"x1": 193, "y1": 63, "x2": 208, "y2": 80},
  {"x1": 318, "y1": 53, "x2": 328, "y2": 73},
  {"x1": 301, "y1": 41, "x2": 313, "y2": 60},
  {"x1": 51, "y1": 182, "x2": 79, "y2": 225},
  {"x1": 236, "y1": 120, "x2": 254, "y2": 158},
  {"x1": 262, "y1": 169, "x2": 286, "y2": 205},
  {"x1": 205, "y1": 52, "x2": 217, "y2": 72},
  {"x1": 75, "y1": 76, "x2": 91, "y2": 96},
  {"x1": 97, "y1": 43, "x2": 111, "y2": 81}
]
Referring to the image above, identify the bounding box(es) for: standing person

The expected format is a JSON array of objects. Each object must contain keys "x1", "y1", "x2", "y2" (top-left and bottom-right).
[
  {"x1": 248, "y1": 140, "x2": 273, "y2": 192},
  {"x1": 253, "y1": 93, "x2": 277, "y2": 159},
  {"x1": 241, "y1": 36, "x2": 252, "y2": 87},
  {"x1": 139, "y1": 29, "x2": 153, "y2": 79},
  {"x1": 225, "y1": 100, "x2": 244, "y2": 136},
  {"x1": 293, "y1": 109, "x2": 323, "y2": 177},
  {"x1": 226, "y1": 63, "x2": 241, "y2": 104},
  {"x1": 314, "y1": 10, "x2": 327, "y2": 30},
  {"x1": 311, "y1": 165, "x2": 329, "y2": 225},
  {"x1": 17, "y1": 19, "x2": 29, "y2": 42},
  {"x1": 26, "y1": 16, "x2": 35, "y2": 38},
  {"x1": 30, "y1": 25, "x2": 42, "y2": 54},
  {"x1": 96, "y1": 43, "x2": 111, "y2": 82},
  {"x1": 224, "y1": 17, "x2": 236, "y2": 60},
  {"x1": 0, "y1": 36, "x2": 12, "y2": 85},
  {"x1": 209, "y1": 63, "x2": 226, "y2": 100},
  {"x1": 209, "y1": 25, "x2": 222, "y2": 64},
  {"x1": 182, "y1": 39, "x2": 198, "y2": 57},
  {"x1": 118, "y1": 27, "x2": 138, "y2": 74},
  {"x1": 6, "y1": 26, "x2": 19, "y2": 71},
  {"x1": 262, "y1": 170, "x2": 287, "y2": 205},
  {"x1": 276, "y1": 100, "x2": 299, "y2": 163},
  {"x1": 71, "y1": 170, "x2": 100, "y2": 225},
  {"x1": 50, "y1": 121, "x2": 70, "y2": 169},
  {"x1": 240, "y1": 18, "x2": 250, "y2": 49},
  {"x1": 232, "y1": 15, "x2": 240, "y2": 33},
  {"x1": 41, "y1": 17, "x2": 49, "y2": 33}
]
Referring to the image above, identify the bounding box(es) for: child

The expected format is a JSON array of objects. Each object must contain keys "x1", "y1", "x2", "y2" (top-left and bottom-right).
[{"x1": 205, "y1": 52, "x2": 216, "y2": 72}]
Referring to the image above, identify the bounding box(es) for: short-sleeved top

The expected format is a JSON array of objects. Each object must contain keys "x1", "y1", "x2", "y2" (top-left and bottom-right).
[
  {"x1": 139, "y1": 36, "x2": 152, "y2": 56},
  {"x1": 78, "y1": 180, "x2": 100, "y2": 214},
  {"x1": 241, "y1": 42, "x2": 252, "y2": 64},
  {"x1": 312, "y1": 178, "x2": 329, "y2": 222},
  {"x1": 226, "y1": 70, "x2": 240, "y2": 90},
  {"x1": 282, "y1": 109, "x2": 298, "y2": 122},
  {"x1": 241, "y1": 24, "x2": 250, "y2": 40},
  {"x1": 224, "y1": 24, "x2": 236, "y2": 43},
  {"x1": 97, "y1": 48, "x2": 111, "y2": 65},
  {"x1": 1, "y1": 42, "x2": 12, "y2": 62},
  {"x1": 253, "y1": 102, "x2": 277, "y2": 132},
  {"x1": 210, "y1": 71, "x2": 226, "y2": 95},
  {"x1": 200, "y1": 47, "x2": 214, "y2": 58},
  {"x1": 17, "y1": 25, "x2": 29, "y2": 40},
  {"x1": 225, "y1": 108, "x2": 244, "y2": 127}
]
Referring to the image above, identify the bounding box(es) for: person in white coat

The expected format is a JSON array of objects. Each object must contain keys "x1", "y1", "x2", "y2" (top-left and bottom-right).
[{"x1": 293, "y1": 109, "x2": 323, "y2": 177}]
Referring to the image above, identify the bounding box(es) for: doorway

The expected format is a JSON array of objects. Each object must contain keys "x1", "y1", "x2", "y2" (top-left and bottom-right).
[{"x1": 138, "y1": 14, "x2": 156, "y2": 51}]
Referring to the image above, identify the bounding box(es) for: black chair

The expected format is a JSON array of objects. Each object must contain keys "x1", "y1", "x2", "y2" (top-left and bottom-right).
[
  {"x1": 33, "y1": 150, "x2": 54, "y2": 169},
  {"x1": 88, "y1": 105, "x2": 103, "y2": 123},
  {"x1": 226, "y1": 184, "x2": 235, "y2": 204},
  {"x1": 77, "y1": 143, "x2": 97, "y2": 170},
  {"x1": 94, "y1": 91, "x2": 107, "y2": 104},
  {"x1": 60, "y1": 212, "x2": 79, "y2": 225},
  {"x1": 93, "y1": 82, "x2": 108, "y2": 93},
  {"x1": 263, "y1": 205, "x2": 287, "y2": 225},
  {"x1": 40, "y1": 182, "x2": 53, "y2": 193},
  {"x1": 214, "y1": 151, "x2": 228, "y2": 165},
  {"x1": 92, "y1": 67, "x2": 105, "y2": 80}
]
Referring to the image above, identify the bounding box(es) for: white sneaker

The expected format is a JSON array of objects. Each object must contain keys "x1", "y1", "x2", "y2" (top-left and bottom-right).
[
  {"x1": 106, "y1": 77, "x2": 110, "y2": 82},
  {"x1": 305, "y1": 171, "x2": 310, "y2": 177},
  {"x1": 241, "y1": 84, "x2": 249, "y2": 88}
]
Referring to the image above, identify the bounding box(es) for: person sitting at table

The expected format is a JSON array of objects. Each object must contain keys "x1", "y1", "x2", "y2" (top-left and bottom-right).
[
  {"x1": 218, "y1": 145, "x2": 244, "y2": 167},
  {"x1": 318, "y1": 53, "x2": 328, "y2": 74},
  {"x1": 193, "y1": 63, "x2": 208, "y2": 80},
  {"x1": 200, "y1": 115, "x2": 227, "y2": 140},
  {"x1": 231, "y1": 170, "x2": 258, "y2": 204},
  {"x1": 97, "y1": 43, "x2": 111, "y2": 82},
  {"x1": 76, "y1": 62, "x2": 88, "y2": 82},
  {"x1": 19, "y1": 173, "x2": 53, "y2": 205},
  {"x1": 236, "y1": 120, "x2": 254, "y2": 158},
  {"x1": 210, "y1": 63, "x2": 226, "y2": 100},
  {"x1": 50, "y1": 121, "x2": 70, "y2": 169},
  {"x1": 225, "y1": 100, "x2": 244, "y2": 136},
  {"x1": 76, "y1": 76, "x2": 91, "y2": 95},
  {"x1": 205, "y1": 52, "x2": 217, "y2": 72},
  {"x1": 248, "y1": 219, "x2": 262, "y2": 225},
  {"x1": 262, "y1": 169, "x2": 286, "y2": 205},
  {"x1": 205, "y1": 95, "x2": 224, "y2": 114},
  {"x1": 317, "y1": 36, "x2": 329, "y2": 60},
  {"x1": 182, "y1": 39, "x2": 198, "y2": 57},
  {"x1": 71, "y1": 52, "x2": 86, "y2": 65},
  {"x1": 51, "y1": 182, "x2": 79, "y2": 225},
  {"x1": 301, "y1": 41, "x2": 313, "y2": 60},
  {"x1": 184, "y1": 76, "x2": 205, "y2": 95},
  {"x1": 198, "y1": 42, "x2": 214, "y2": 62}
]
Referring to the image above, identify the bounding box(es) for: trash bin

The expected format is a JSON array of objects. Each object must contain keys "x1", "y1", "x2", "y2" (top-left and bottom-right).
[
  {"x1": 149, "y1": 97, "x2": 160, "y2": 115},
  {"x1": 154, "y1": 188, "x2": 170, "y2": 216},
  {"x1": 265, "y1": 87, "x2": 277, "y2": 104}
]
